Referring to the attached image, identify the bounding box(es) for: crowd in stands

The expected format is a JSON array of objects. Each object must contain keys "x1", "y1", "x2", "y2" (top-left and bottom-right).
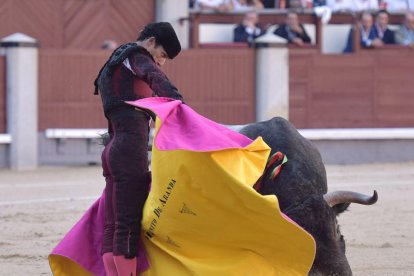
[
  {"x1": 234, "y1": 11, "x2": 266, "y2": 42},
  {"x1": 191, "y1": 0, "x2": 264, "y2": 11},
  {"x1": 190, "y1": 0, "x2": 414, "y2": 51},
  {"x1": 343, "y1": 9, "x2": 397, "y2": 52},
  {"x1": 273, "y1": 12, "x2": 312, "y2": 46},
  {"x1": 190, "y1": 0, "x2": 413, "y2": 12}
]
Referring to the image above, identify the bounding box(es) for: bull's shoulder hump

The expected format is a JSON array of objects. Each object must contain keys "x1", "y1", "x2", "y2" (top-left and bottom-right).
[{"x1": 240, "y1": 117, "x2": 299, "y2": 137}]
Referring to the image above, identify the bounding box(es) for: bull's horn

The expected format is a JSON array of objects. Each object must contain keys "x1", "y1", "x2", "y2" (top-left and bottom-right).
[{"x1": 323, "y1": 190, "x2": 378, "y2": 207}]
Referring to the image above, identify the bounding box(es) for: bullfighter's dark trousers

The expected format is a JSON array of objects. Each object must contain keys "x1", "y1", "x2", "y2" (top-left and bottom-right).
[{"x1": 101, "y1": 108, "x2": 151, "y2": 259}]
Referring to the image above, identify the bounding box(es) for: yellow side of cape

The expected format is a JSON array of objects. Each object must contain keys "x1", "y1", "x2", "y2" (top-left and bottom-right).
[
  {"x1": 140, "y1": 120, "x2": 316, "y2": 276},
  {"x1": 48, "y1": 255, "x2": 93, "y2": 276}
]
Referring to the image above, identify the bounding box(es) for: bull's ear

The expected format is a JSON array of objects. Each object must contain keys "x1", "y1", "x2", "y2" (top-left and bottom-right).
[{"x1": 332, "y1": 202, "x2": 350, "y2": 215}]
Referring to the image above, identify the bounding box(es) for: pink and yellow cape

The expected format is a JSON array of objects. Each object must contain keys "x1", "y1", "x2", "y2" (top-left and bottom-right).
[{"x1": 49, "y1": 97, "x2": 315, "y2": 275}]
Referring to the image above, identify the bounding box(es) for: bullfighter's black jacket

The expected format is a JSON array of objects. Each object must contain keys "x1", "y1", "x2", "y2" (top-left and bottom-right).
[{"x1": 94, "y1": 42, "x2": 184, "y2": 118}]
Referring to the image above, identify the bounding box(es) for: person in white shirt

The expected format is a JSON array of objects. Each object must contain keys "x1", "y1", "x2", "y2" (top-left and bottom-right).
[
  {"x1": 327, "y1": 0, "x2": 378, "y2": 12},
  {"x1": 354, "y1": 0, "x2": 379, "y2": 11},
  {"x1": 409, "y1": 0, "x2": 414, "y2": 11},
  {"x1": 383, "y1": 0, "x2": 409, "y2": 12},
  {"x1": 195, "y1": 0, "x2": 234, "y2": 12},
  {"x1": 231, "y1": 0, "x2": 264, "y2": 11}
]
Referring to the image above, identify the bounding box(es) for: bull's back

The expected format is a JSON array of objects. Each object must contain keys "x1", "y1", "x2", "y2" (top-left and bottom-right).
[{"x1": 240, "y1": 117, "x2": 327, "y2": 210}]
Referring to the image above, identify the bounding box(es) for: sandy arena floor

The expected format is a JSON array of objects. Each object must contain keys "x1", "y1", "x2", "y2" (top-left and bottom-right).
[{"x1": 0, "y1": 162, "x2": 413, "y2": 275}]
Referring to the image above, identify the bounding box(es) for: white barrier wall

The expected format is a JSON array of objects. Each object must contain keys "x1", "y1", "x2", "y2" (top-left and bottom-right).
[
  {"x1": 199, "y1": 24, "x2": 238, "y2": 43},
  {"x1": 321, "y1": 24, "x2": 351, "y2": 54},
  {"x1": 198, "y1": 23, "x2": 316, "y2": 45}
]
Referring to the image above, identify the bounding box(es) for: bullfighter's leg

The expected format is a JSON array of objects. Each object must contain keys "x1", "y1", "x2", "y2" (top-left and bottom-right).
[{"x1": 109, "y1": 112, "x2": 150, "y2": 259}]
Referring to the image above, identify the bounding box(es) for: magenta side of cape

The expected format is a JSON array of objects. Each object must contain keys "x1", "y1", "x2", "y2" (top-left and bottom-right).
[
  {"x1": 51, "y1": 98, "x2": 249, "y2": 275},
  {"x1": 126, "y1": 97, "x2": 253, "y2": 151},
  {"x1": 50, "y1": 191, "x2": 149, "y2": 275}
]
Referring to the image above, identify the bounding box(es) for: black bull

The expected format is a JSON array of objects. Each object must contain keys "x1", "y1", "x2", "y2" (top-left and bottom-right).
[{"x1": 238, "y1": 117, "x2": 378, "y2": 276}]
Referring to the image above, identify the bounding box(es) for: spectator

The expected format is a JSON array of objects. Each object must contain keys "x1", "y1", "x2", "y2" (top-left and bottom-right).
[
  {"x1": 355, "y1": 0, "x2": 379, "y2": 11},
  {"x1": 274, "y1": 12, "x2": 311, "y2": 46},
  {"x1": 287, "y1": 0, "x2": 305, "y2": 9},
  {"x1": 262, "y1": 0, "x2": 277, "y2": 8},
  {"x1": 382, "y1": 0, "x2": 409, "y2": 12},
  {"x1": 231, "y1": 0, "x2": 264, "y2": 11},
  {"x1": 195, "y1": 0, "x2": 234, "y2": 12},
  {"x1": 101, "y1": 40, "x2": 118, "y2": 50},
  {"x1": 326, "y1": 0, "x2": 353, "y2": 12},
  {"x1": 313, "y1": 0, "x2": 327, "y2": 7},
  {"x1": 343, "y1": 11, "x2": 395, "y2": 52},
  {"x1": 343, "y1": 12, "x2": 379, "y2": 52},
  {"x1": 234, "y1": 11, "x2": 265, "y2": 42},
  {"x1": 395, "y1": 12, "x2": 414, "y2": 48},
  {"x1": 373, "y1": 9, "x2": 395, "y2": 44}
]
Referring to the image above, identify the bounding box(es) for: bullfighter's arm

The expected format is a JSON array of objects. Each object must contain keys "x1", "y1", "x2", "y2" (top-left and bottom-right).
[{"x1": 128, "y1": 51, "x2": 184, "y2": 102}]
